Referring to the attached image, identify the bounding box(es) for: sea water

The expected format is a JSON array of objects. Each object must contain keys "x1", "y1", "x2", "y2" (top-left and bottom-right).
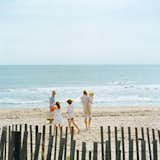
[{"x1": 0, "y1": 65, "x2": 160, "y2": 108}]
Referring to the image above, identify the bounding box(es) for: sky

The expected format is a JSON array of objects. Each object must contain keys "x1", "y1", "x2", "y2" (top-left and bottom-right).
[{"x1": 0, "y1": 0, "x2": 160, "y2": 64}]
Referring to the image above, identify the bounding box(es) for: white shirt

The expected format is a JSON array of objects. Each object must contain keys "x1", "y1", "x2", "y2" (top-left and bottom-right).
[
  {"x1": 81, "y1": 95, "x2": 89, "y2": 106},
  {"x1": 67, "y1": 104, "x2": 74, "y2": 118}
]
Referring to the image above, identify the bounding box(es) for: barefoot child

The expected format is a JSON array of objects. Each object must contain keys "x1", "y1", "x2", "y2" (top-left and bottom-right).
[
  {"x1": 53, "y1": 101, "x2": 63, "y2": 132},
  {"x1": 66, "y1": 99, "x2": 80, "y2": 134}
]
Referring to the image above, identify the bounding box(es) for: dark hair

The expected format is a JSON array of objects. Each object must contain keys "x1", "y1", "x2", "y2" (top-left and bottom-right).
[
  {"x1": 83, "y1": 90, "x2": 87, "y2": 95},
  {"x1": 56, "y1": 101, "x2": 61, "y2": 109},
  {"x1": 66, "y1": 99, "x2": 73, "y2": 105}
]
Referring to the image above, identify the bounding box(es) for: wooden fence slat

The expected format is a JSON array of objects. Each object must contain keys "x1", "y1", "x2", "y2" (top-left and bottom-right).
[
  {"x1": 81, "y1": 142, "x2": 86, "y2": 160},
  {"x1": 8, "y1": 126, "x2": 11, "y2": 160},
  {"x1": 128, "y1": 139, "x2": 133, "y2": 160},
  {"x1": 108, "y1": 126, "x2": 111, "y2": 160},
  {"x1": 35, "y1": 125, "x2": 38, "y2": 146},
  {"x1": 116, "y1": 141, "x2": 121, "y2": 160},
  {"x1": 152, "y1": 129, "x2": 155, "y2": 141},
  {"x1": 70, "y1": 140, "x2": 76, "y2": 160},
  {"x1": 158, "y1": 130, "x2": 160, "y2": 144},
  {"x1": 147, "y1": 128, "x2": 152, "y2": 160},
  {"x1": 41, "y1": 125, "x2": 46, "y2": 160},
  {"x1": 141, "y1": 127, "x2": 144, "y2": 140},
  {"x1": 115, "y1": 127, "x2": 118, "y2": 160},
  {"x1": 24, "y1": 124, "x2": 27, "y2": 132},
  {"x1": 105, "y1": 140, "x2": 110, "y2": 160},
  {"x1": 93, "y1": 142, "x2": 98, "y2": 160},
  {"x1": 76, "y1": 150, "x2": 79, "y2": 160},
  {"x1": 101, "y1": 126, "x2": 104, "y2": 160},
  {"x1": 30, "y1": 125, "x2": 33, "y2": 160},
  {"x1": 0, "y1": 127, "x2": 7, "y2": 160},
  {"x1": 33, "y1": 133, "x2": 41, "y2": 160},
  {"x1": 135, "y1": 128, "x2": 139, "y2": 160},
  {"x1": 64, "y1": 127, "x2": 68, "y2": 160},
  {"x1": 89, "y1": 151, "x2": 92, "y2": 160},
  {"x1": 58, "y1": 138, "x2": 65, "y2": 160},
  {"x1": 46, "y1": 135, "x2": 54, "y2": 160},
  {"x1": 153, "y1": 140, "x2": 158, "y2": 160},
  {"x1": 141, "y1": 140, "x2": 146, "y2": 160},
  {"x1": 20, "y1": 131, "x2": 28, "y2": 160},
  {"x1": 121, "y1": 127, "x2": 125, "y2": 160},
  {"x1": 54, "y1": 127, "x2": 58, "y2": 160}
]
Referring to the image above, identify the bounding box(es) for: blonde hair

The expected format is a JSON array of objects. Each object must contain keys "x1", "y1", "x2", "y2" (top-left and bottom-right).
[{"x1": 89, "y1": 92, "x2": 94, "y2": 97}]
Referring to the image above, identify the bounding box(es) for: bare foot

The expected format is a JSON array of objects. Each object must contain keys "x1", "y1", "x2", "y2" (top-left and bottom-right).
[{"x1": 77, "y1": 129, "x2": 80, "y2": 134}]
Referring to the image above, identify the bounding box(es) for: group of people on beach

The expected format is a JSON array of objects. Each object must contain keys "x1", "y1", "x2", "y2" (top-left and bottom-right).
[{"x1": 48, "y1": 90, "x2": 94, "y2": 134}]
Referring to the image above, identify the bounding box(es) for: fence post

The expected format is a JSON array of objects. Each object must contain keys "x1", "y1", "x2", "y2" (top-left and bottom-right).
[
  {"x1": 58, "y1": 138, "x2": 65, "y2": 160},
  {"x1": 89, "y1": 151, "x2": 92, "y2": 160},
  {"x1": 101, "y1": 126, "x2": 104, "y2": 160},
  {"x1": 152, "y1": 140, "x2": 157, "y2": 160},
  {"x1": 81, "y1": 142, "x2": 86, "y2": 160},
  {"x1": 20, "y1": 131, "x2": 28, "y2": 160},
  {"x1": 128, "y1": 139, "x2": 133, "y2": 160},
  {"x1": 30, "y1": 125, "x2": 33, "y2": 160},
  {"x1": 108, "y1": 126, "x2": 111, "y2": 160},
  {"x1": 141, "y1": 140, "x2": 146, "y2": 160},
  {"x1": 41, "y1": 125, "x2": 46, "y2": 160},
  {"x1": 33, "y1": 133, "x2": 41, "y2": 160},
  {"x1": 76, "y1": 150, "x2": 79, "y2": 160},
  {"x1": 64, "y1": 127, "x2": 68, "y2": 160},
  {"x1": 147, "y1": 128, "x2": 152, "y2": 160},
  {"x1": 8, "y1": 126, "x2": 11, "y2": 160},
  {"x1": 70, "y1": 127, "x2": 74, "y2": 159},
  {"x1": 70, "y1": 140, "x2": 76, "y2": 160},
  {"x1": 0, "y1": 127, "x2": 7, "y2": 160},
  {"x1": 158, "y1": 130, "x2": 160, "y2": 144},
  {"x1": 121, "y1": 127, "x2": 125, "y2": 160},
  {"x1": 54, "y1": 127, "x2": 58, "y2": 160},
  {"x1": 115, "y1": 127, "x2": 118, "y2": 160},
  {"x1": 93, "y1": 142, "x2": 98, "y2": 160},
  {"x1": 116, "y1": 141, "x2": 121, "y2": 160},
  {"x1": 46, "y1": 135, "x2": 54, "y2": 160},
  {"x1": 135, "y1": 128, "x2": 139, "y2": 160},
  {"x1": 141, "y1": 127, "x2": 144, "y2": 140},
  {"x1": 105, "y1": 140, "x2": 110, "y2": 160}
]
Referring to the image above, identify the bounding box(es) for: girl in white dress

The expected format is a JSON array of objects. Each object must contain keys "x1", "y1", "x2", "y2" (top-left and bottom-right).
[
  {"x1": 54, "y1": 101, "x2": 63, "y2": 130},
  {"x1": 66, "y1": 99, "x2": 80, "y2": 134}
]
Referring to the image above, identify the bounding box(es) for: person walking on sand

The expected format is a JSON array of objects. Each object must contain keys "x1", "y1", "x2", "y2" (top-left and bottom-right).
[
  {"x1": 81, "y1": 90, "x2": 89, "y2": 129},
  {"x1": 66, "y1": 99, "x2": 80, "y2": 134},
  {"x1": 47, "y1": 90, "x2": 56, "y2": 124},
  {"x1": 87, "y1": 92, "x2": 94, "y2": 128},
  {"x1": 53, "y1": 101, "x2": 64, "y2": 131}
]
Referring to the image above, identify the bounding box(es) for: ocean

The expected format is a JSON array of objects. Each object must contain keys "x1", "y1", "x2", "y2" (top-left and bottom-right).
[{"x1": 0, "y1": 65, "x2": 160, "y2": 108}]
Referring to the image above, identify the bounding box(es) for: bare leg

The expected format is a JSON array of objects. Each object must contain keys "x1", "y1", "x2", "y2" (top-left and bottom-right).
[
  {"x1": 72, "y1": 120, "x2": 80, "y2": 134},
  {"x1": 88, "y1": 117, "x2": 91, "y2": 128},
  {"x1": 85, "y1": 117, "x2": 88, "y2": 129},
  {"x1": 67, "y1": 119, "x2": 72, "y2": 133}
]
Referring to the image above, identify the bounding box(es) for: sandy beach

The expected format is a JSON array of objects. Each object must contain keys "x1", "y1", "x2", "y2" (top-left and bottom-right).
[
  {"x1": 0, "y1": 106, "x2": 160, "y2": 159},
  {"x1": 0, "y1": 106, "x2": 160, "y2": 143}
]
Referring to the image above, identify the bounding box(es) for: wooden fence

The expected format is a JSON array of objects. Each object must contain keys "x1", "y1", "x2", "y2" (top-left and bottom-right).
[{"x1": 0, "y1": 124, "x2": 160, "y2": 160}]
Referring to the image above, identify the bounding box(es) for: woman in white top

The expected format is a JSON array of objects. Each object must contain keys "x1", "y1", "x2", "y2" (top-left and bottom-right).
[
  {"x1": 66, "y1": 99, "x2": 80, "y2": 134},
  {"x1": 87, "y1": 92, "x2": 94, "y2": 128},
  {"x1": 81, "y1": 90, "x2": 89, "y2": 129}
]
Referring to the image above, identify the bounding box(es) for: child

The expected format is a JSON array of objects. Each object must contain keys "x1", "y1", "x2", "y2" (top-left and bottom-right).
[
  {"x1": 66, "y1": 99, "x2": 80, "y2": 134},
  {"x1": 53, "y1": 101, "x2": 63, "y2": 131}
]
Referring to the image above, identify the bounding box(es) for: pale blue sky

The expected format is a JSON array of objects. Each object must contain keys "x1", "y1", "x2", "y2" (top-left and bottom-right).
[{"x1": 0, "y1": 0, "x2": 160, "y2": 64}]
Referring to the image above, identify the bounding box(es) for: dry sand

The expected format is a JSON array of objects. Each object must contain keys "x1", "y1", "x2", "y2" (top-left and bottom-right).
[{"x1": 0, "y1": 106, "x2": 159, "y2": 159}]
